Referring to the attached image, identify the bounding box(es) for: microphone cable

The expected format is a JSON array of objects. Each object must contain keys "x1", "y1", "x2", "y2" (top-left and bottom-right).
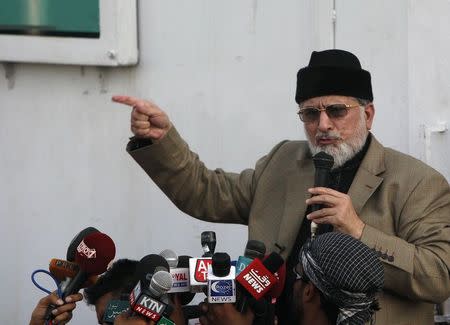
[{"x1": 31, "y1": 269, "x2": 63, "y2": 325}]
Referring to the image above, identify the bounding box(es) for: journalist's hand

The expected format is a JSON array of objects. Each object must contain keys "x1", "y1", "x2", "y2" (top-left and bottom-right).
[{"x1": 29, "y1": 292, "x2": 83, "y2": 325}]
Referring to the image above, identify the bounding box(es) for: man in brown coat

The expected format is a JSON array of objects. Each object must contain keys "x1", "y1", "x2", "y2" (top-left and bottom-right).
[{"x1": 113, "y1": 49, "x2": 450, "y2": 324}]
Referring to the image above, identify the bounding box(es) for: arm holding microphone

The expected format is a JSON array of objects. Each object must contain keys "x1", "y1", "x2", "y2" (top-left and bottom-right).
[{"x1": 29, "y1": 292, "x2": 83, "y2": 325}]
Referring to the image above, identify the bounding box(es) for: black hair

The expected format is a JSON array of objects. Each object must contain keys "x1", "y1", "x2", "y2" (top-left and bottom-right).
[
  {"x1": 319, "y1": 294, "x2": 339, "y2": 324},
  {"x1": 84, "y1": 258, "x2": 138, "y2": 305}
]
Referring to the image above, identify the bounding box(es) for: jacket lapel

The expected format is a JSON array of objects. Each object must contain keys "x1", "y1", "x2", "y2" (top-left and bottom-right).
[{"x1": 348, "y1": 135, "x2": 386, "y2": 215}]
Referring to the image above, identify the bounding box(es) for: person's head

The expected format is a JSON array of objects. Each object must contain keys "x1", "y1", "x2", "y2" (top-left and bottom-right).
[
  {"x1": 292, "y1": 232, "x2": 384, "y2": 325},
  {"x1": 295, "y1": 50, "x2": 375, "y2": 168},
  {"x1": 84, "y1": 258, "x2": 138, "y2": 324}
]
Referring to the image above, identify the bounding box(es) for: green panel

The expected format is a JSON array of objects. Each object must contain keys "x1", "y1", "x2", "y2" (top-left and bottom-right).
[{"x1": 0, "y1": 0, "x2": 100, "y2": 38}]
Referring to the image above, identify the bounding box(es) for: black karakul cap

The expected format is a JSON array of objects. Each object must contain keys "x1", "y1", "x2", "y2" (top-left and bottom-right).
[{"x1": 295, "y1": 49, "x2": 373, "y2": 103}]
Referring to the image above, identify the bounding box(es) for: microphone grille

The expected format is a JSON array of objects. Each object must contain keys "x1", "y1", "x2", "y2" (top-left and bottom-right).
[
  {"x1": 159, "y1": 249, "x2": 178, "y2": 268},
  {"x1": 262, "y1": 252, "x2": 284, "y2": 274},
  {"x1": 149, "y1": 271, "x2": 173, "y2": 297},
  {"x1": 244, "y1": 240, "x2": 266, "y2": 259},
  {"x1": 312, "y1": 151, "x2": 334, "y2": 170}
]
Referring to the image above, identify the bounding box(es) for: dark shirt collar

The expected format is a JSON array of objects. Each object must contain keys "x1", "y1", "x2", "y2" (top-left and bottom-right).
[{"x1": 331, "y1": 133, "x2": 372, "y2": 174}]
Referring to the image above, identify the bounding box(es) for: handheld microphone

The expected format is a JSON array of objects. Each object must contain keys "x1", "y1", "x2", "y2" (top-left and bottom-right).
[
  {"x1": 236, "y1": 240, "x2": 266, "y2": 275},
  {"x1": 45, "y1": 232, "x2": 116, "y2": 321},
  {"x1": 207, "y1": 252, "x2": 236, "y2": 303},
  {"x1": 168, "y1": 255, "x2": 193, "y2": 296},
  {"x1": 189, "y1": 256, "x2": 212, "y2": 293},
  {"x1": 134, "y1": 254, "x2": 170, "y2": 289},
  {"x1": 236, "y1": 252, "x2": 283, "y2": 301},
  {"x1": 160, "y1": 249, "x2": 178, "y2": 268},
  {"x1": 62, "y1": 232, "x2": 116, "y2": 298},
  {"x1": 311, "y1": 152, "x2": 334, "y2": 238},
  {"x1": 102, "y1": 299, "x2": 130, "y2": 324},
  {"x1": 201, "y1": 231, "x2": 216, "y2": 257},
  {"x1": 66, "y1": 227, "x2": 100, "y2": 262},
  {"x1": 130, "y1": 270, "x2": 173, "y2": 322},
  {"x1": 266, "y1": 260, "x2": 286, "y2": 300},
  {"x1": 48, "y1": 258, "x2": 97, "y2": 290}
]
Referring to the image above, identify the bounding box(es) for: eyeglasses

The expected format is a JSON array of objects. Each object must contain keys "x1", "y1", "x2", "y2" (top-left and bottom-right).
[
  {"x1": 293, "y1": 265, "x2": 309, "y2": 283},
  {"x1": 297, "y1": 103, "x2": 361, "y2": 123}
]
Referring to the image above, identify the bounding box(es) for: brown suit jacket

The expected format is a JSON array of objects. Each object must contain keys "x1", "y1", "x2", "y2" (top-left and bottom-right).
[{"x1": 129, "y1": 127, "x2": 450, "y2": 325}]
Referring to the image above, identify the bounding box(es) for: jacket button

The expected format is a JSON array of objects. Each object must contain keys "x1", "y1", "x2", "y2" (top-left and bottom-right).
[
  {"x1": 388, "y1": 255, "x2": 394, "y2": 262},
  {"x1": 381, "y1": 253, "x2": 388, "y2": 260}
]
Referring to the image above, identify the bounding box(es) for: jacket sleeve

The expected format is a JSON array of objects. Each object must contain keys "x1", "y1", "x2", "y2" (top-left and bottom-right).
[
  {"x1": 361, "y1": 171, "x2": 450, "y2": 303},
  {"x1": 127, "y1": 126, "x2": 282, "y2": 225}
]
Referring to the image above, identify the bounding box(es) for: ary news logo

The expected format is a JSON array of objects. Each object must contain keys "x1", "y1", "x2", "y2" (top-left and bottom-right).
[
  {"x1": 194, "y1": 259, "x2": 212, "y2": 282},
  {"x1": 242, "y1": 268, "x2": 272, "y2": 293},
  {"x1": 77, "y1": 240, "x2": 96, "y2": 259}
]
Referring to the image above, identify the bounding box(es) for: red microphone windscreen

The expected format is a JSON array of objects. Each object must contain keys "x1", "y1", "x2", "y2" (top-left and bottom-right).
[
  {"x1": 74, "y1": 232, "x2": 116, "y2": 275},
  {"x1": 266, "y1": 261, "x2": 286, "y2": 299}
]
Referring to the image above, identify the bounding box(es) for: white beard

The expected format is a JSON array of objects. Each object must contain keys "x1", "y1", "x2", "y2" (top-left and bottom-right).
[{"x1": 305, "y1": 109, "x2": 369, "y2": 169}]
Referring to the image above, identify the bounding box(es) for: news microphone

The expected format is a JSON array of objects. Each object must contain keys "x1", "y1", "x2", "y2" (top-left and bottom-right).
[
  {"x1": 201, "y1": 231, "x2": 216, "y2": 257},
  {"x1": 168, "y1": 255, "x2": 196, "y2": 302},
  {"x1": 48, "y1": 258, "x2": 97, "y2": 290},
  {"x1": 311, "y1": 152, "x2": 334, "y2": 238},
  {"x1": 62, "y1": 232, "x2": 116, "y2": 298},
  {"x1": 129, "y1": 270, "x2": 173, "y2": 322},
  {"x1": 266, "y1": 260, "x2": 286, "y2": 300},
  {"x1": 134, "y1": 254, "x2": 170, "y2": 289},
  {"x1": 66, "y1": 227, "x2": 100, "y2": 262},
  {"x1": 207, "y1": 252, "x2": 236, "y2": 303},
  {"x1": 160, "y1": 249, "x2": 178, "y2": 268},
  {"x1": 102, "y1": 298, "x2": 130, "y2": 324},
  {"x1": 45, "y1": 232, "x2": 116, "y2": 321},
  {"x1": 236, "y1": 252, "x2": 283, "y2": 301},
  {"x1": 189, "y1": 256, "x2": 212, "y2": 293},
  {"x1": 236, "y1": 240, "x2": 266, "y2": 275}
]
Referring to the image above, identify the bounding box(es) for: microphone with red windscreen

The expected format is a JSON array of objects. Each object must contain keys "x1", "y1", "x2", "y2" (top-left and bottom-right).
[
  {"x1": 62, "y1": 232, "x2": 116, "y2": 298},
  {"x1": 44, "y1": 232, "x2": 116, "y2": 321},
  {"x1": 66, "y1": 227, "x2": 100, "y2": 262}
]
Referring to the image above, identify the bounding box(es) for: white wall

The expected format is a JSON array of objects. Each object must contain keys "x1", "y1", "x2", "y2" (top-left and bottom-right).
[{"x1": 0, "y1": 1, "x2": 448, "y2": 324}]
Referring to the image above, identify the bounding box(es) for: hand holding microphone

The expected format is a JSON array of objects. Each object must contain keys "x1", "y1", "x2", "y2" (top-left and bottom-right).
[
  {"x1": 44, "y1": 231, "x2": 116, "y2": 322},
  {"x1": 29, "y1": 292, "x2": 83, "y2": 325}
]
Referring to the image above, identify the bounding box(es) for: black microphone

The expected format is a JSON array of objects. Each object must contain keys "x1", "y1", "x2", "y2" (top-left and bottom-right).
[
  {"x1": 311, "y1": 152, "x2": 334, "y2": 237},
  {"x1": 133, "y1": 254, "x2": 170, "y2": 289},
  {"x1": 201, "y1": 231, "x2": 216, "y2": 257}
]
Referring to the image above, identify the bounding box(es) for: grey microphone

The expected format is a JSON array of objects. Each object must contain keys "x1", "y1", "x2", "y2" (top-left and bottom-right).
[
  {"x1": 159, "y1": 249, "x2": 179, "y2": 268},
  {"x1": 149, "y1": 270, "x2": 173, "y2": 298}
]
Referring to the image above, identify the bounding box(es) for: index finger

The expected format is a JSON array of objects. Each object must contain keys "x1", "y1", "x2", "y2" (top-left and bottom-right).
[
  {"x1": 112, "y1": 95, "x2": 141, "y2": 107},
  {"x1": 308, "y1": 187, "x2": 343, "y2": 197}
]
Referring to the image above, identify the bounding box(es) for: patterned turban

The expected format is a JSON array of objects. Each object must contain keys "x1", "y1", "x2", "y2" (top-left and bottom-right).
[{"x1": 299, "y1": 232, "x2": 384, "y2": 325}]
